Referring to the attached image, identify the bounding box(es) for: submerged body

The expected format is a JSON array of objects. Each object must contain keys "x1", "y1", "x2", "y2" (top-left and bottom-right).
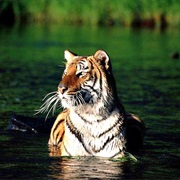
[{"x1": 40, "y1": 50, "x2": 144, "y2": 157}]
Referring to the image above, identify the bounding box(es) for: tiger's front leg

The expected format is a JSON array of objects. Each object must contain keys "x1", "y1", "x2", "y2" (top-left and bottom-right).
[{"x1": 48, "y1": 110, "x2": 66, "y2": 147}]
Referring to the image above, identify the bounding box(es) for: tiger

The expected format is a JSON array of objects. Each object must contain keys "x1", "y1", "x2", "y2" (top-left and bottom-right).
[{"x1": 37, "y1": 50, "x2": 145, "y2": 158}]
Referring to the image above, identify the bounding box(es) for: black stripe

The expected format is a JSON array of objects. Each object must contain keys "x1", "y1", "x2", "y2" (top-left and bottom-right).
[
  {"x1": 97, "y1": 118, "x2": 122, "y2": 138},
  {"x1": 111, "y1": 150, "x2": 124, "y2": 158},
  {"x1": 82, "y1": 85, "x2": 99, "y2": 96},
  {"x1": 92, "y1": 122, "x2": 125, "y2": 153},
  {"x1": 55, "y1": 131, "x2": 64, "y2": 145},
  {"x1": 76, "y1": 112, "x2": 92, "y2": 124},
  {"x1": 92, "y1": 72, "x2": 97, "y2": 88},
  {"x1": 96, "y1": 63, "x2": 103, "y2": 92},
  {"x1": 63, "y1": 142, "x2": 72, "y2": 156},
  {"x1": 92, "y1": 134, "x2": 115, "y2": 153},
  {"x1": 77, "y1": 111, "x2": 124, "y2": 138},
  {"x1": 90, "y1": 58, "x2": 103, "y2": 93},
  {"x1": 53, "y1": 119, "x2": 64, "y2": 140},
  {"x1": 88, "y1": 60, "x2": 93, "y2": 71},
  {"x1": 53, "y1": 119, "x2": 64, "y2": 132},
  {"x1": 66, "y1": 118, "x2": 91, "y2": 154}
]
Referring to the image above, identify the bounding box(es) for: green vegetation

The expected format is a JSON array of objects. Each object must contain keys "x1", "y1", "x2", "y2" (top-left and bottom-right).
[{"x1": 0, "y1": 0, "x2": 180, "y2": 27}]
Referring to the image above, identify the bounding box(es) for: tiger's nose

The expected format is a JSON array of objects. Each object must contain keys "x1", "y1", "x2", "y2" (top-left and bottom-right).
[{"x1": 58, "y1": 83, "x2": 68, "y2": 94}]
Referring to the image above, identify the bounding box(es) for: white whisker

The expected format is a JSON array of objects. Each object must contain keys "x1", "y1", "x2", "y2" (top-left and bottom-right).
[
  {"x1": 34, "y1": 91, "x2": 60, "y2": 119},
  {"x1": 42, "y1": 91, "x2": 57, "y2": 101},
  {"x1": 52, "y1": 98, "x2": 61, "y2": 115},
  {"x1": 71, "y1": 96, "x2": 75, "y2": 107},
  {"x1": 78, "y1": 93, "x2": 86, "y2": 105},
  {"x1": 44, "y1": 98, "x2": 60, "y2": 120},
  {"x1": 76, "y1": 96, "x2": 81, "y2": 106},
  {"x1": 43, "y1": 96, "x2": 57, "y2": 111},
  {"x1": 39, "y1": 94, "x2": 57, "y2": 109},
  {"x1": 45, "y1": 105, "x2": 54, "y2": 120},
  {"x1": 36, "y1": 97, "x2": 56, "y2": 114},
  {"x1": 76, "y1": 94, "x2": 82, "y2": 106},
  {"x1": 76, "y1": 93, "x2": 86, "y2": 111}
]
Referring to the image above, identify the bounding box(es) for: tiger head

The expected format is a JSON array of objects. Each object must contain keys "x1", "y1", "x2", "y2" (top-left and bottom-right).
[{"x1": 58, "y1": 50, "x2": 118, "y2": 110}]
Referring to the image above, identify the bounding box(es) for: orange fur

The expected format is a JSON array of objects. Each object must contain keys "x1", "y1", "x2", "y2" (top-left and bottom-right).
[{"x1": 47, "y1": 50, "x2": 145, "y2": 157}]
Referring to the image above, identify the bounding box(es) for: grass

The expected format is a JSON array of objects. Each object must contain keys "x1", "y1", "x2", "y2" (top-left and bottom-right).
[{"x1": 0, "y1": 0, "x2": 180, "y2": 27}]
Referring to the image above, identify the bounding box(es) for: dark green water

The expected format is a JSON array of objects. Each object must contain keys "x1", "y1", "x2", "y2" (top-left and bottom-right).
[{"x1": 0, "y1": 24, "x2": 179, "y2": 179}]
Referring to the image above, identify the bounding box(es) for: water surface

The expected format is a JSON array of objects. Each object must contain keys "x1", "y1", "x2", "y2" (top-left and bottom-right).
[{"x1": 0, "y1": 24, "x2": 179, "y2": 179}]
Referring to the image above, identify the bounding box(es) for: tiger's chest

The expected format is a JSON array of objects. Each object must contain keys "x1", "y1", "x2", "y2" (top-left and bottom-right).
[{"x1": 62, "y1": 109, "x2": 126, "y2": 157}]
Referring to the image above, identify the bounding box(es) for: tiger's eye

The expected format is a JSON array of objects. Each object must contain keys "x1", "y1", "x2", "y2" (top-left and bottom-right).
[{"x1": 76, "y1": 71, "x2": 86, "y2": 78}]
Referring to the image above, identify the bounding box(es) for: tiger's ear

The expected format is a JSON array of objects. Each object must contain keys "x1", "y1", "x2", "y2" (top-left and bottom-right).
[
  {"x1": 64, "y1": 50, "x2": 78, "y2": 62},
  {"x1": 94, "y1": 50, "x2": 110, "y2": 71}
]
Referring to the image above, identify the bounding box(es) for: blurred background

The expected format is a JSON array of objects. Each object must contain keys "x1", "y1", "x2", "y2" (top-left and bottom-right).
[
  {"x1": 0, "y1": 0, "x2": 180, "y2": 27},
  {"x1": 0, "y1": 0, "x2": 179, "y2": 179}
]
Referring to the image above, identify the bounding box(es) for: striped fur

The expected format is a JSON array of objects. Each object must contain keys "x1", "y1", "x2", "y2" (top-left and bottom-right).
[{"x1": 44, "y1": 50, "x2": 144, "y2": 157}]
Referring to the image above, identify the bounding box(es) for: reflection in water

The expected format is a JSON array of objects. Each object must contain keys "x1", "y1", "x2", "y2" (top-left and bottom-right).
[
  {"x1": 48, "y1": 157, "x2": 125, "y2": 179},
  {"x1": 48, "y1": 156, "x2": 144, "y2": 179},
  {"x1": 49, "y1": 145, "x2": 61, "y2": 157}
]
